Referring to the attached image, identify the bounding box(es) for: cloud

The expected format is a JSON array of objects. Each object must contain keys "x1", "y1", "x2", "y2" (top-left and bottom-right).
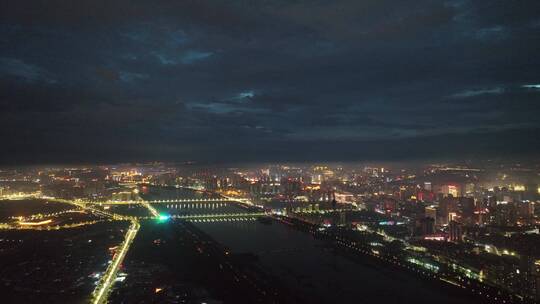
[
  {"x1": 154, "y1": 50, "x2": 213, "y2": 65},
  {"x1": 119, "y1": 71, "x2": 149, "y2": 83},
  {"x1": 472, "y1": 26, "x2": 508, "y2": 41},
  {"x1": 450, "y1": 87, "x2": 504, "y2": 98},
  {"x1": 186, "y1": 90, "x2": 264, "y2": 114},
  {"x1": 0, "y1": 57, "x2": 55, "y2": 83},
  {"x1": 180, "y1": 50, "x2": 214, "y2": 64},
  {"x1": 1, "y1": 0, "x2": 540, "y2": 163}
]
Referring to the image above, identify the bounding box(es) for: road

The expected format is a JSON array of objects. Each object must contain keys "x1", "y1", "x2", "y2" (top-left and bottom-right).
[
  {"x1": 92, "y1": 219, "x2": 140, "y2": 304},
  {"x1": 140, "y1": 200, "x2": 160, "y2": 217}
]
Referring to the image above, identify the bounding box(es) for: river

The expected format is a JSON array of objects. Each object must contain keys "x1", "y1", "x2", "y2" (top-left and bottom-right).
[{"x1": 141, "y1": 186, "x2": 478, "y2": 303}]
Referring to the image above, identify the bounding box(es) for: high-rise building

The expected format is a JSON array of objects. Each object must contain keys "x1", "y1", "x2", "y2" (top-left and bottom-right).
[
  {"x1": 420, "y1": 217, "x2": 435, "y2": 236},
  {"x1": 205, "y1": 176, "x2": 218, "y2": 191},
  {"x1": 339, "y1": 211, "x2": 346, "y2": 226},
  {"x1": 517, "y1": 201, "x2": 535, "y2": 223},
  {"x1": 449, "y1": 220, "x2": 463, "y2": 242},
  {"x1": 441, "y1": 184, "x2": 460, "y2": 197},
  {"x1": 464, "y1": 183, "x2": 475, "y2": 197},
  {"x1": 425, "y1": 206, "x2": 437, "y2": 226},
  {"x1": 458, "y1": 197, "x2": 475, "y2": 222},
  {"x1": 492, "y1": 202, "x2": 518, "y2": 226},
  {"x1": 439, "y1": 196, "x2": 459, "y2": 225}
]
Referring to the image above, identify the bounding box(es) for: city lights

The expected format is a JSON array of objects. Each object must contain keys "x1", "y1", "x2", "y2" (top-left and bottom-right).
[{"x1": 0, "y1": 162, "x2": 538, "y2": 303}]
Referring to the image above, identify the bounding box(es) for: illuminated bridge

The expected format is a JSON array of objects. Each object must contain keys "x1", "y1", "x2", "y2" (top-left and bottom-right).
[
  {"x1": 147, "y1": 198, "x2": 231, "y2": 203},
  {"x1": 181, "y1": 217, "x2": 261, "y2": 223},
  {"x1": 162, "y1": 202, "x2": 233, "y2": 209},
  {"x1": 170, "y1": 212, "x2": 266, "y2": 221},
  {"x1": 90, "y1": 198, "x2": 241, "y2": 205}
]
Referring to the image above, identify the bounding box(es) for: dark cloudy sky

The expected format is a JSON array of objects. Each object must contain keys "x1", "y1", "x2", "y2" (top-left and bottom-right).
[{"x1": 1, "y1": 1, "x2": 540, "y2": 164}]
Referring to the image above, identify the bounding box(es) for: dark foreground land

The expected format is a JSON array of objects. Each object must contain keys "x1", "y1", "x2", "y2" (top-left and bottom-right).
[{"x1": 0, "y1": 221, "x2": 129, "y2": 304}]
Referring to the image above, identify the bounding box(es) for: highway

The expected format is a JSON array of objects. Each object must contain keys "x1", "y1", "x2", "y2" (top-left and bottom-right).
[
  {"x1": 92, "y1": 219, "x2": 140, "y2": 304},
  {"x1": 43, "y1": 197, "x2": 127, "y2": 220},
  {"x1": 140, "y1": 200, "x2": 160, "y2": 217}
]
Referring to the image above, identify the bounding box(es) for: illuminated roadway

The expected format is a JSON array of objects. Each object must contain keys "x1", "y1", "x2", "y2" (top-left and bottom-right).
[
  {"x1": 171, "y1": 212, "x2": 266, "y2": 220},
  {"x1": 42, "y1": 197, "x2": 128, "y2": 220},
  {"x1": 88, "y1": 198, "x2": 249, "y2": 205},
  {"x1": 140, "y1": 200, "x2": 160, "y2": 217},
  {"x1": 92, "y1": 219, "x2": 140, "y2": 304}
]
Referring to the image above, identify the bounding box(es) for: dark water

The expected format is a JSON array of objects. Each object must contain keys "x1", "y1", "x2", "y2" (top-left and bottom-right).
[
  {"x1": 149, "y1": 186, "x2": 477, "y2": 304},
  {"x1": 194, "y1": 220, "x2": 476, "y2": 304}
]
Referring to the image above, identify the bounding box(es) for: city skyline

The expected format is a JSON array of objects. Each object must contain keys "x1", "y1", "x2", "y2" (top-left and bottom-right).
[{"x1": 0, "y1": 161, "x2": 539, "y2": 303}]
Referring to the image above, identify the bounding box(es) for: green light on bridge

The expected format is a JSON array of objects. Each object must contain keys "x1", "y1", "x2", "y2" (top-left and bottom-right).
[{"x1": 157, "y1": 214, "x2": 171, "y2": 223}]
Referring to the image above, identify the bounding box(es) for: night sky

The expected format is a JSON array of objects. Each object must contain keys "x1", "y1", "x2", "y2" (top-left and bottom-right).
[{"x1": 1, "y1": 1, "x2": 540, "y2": 164}]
